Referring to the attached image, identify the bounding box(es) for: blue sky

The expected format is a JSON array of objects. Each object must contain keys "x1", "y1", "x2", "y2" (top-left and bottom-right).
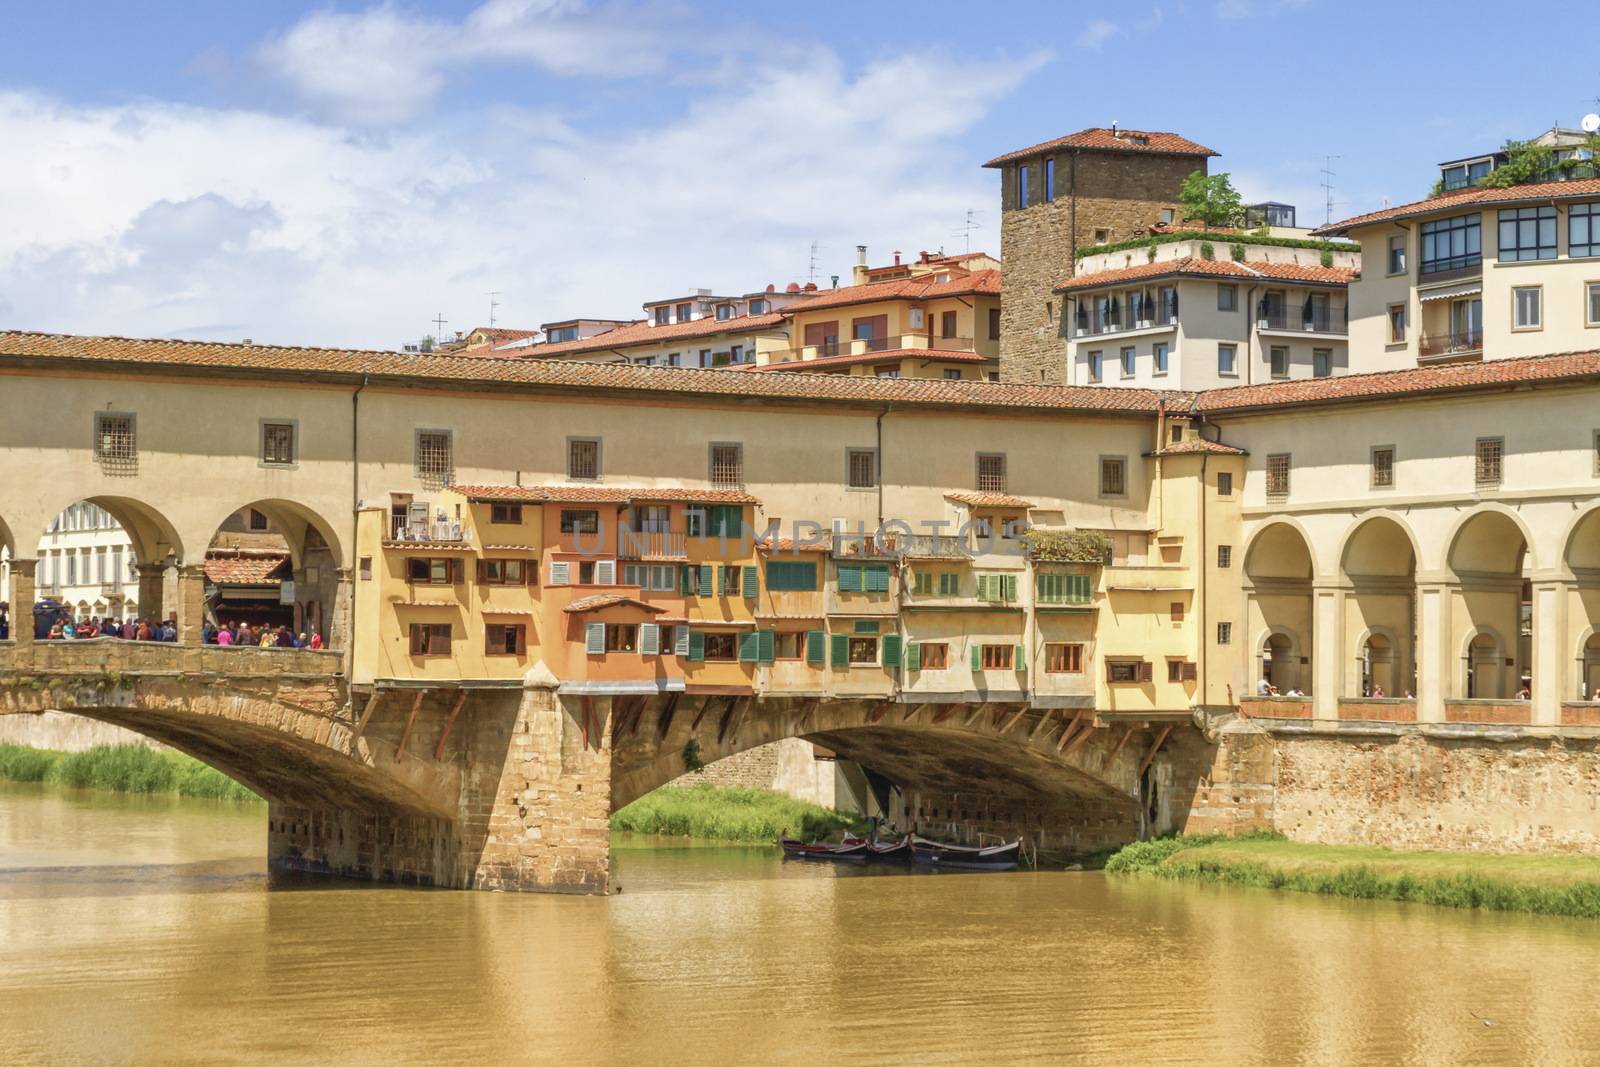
[{"x1": 2, "y1": 0, "x2": 1595, "y2": 347}]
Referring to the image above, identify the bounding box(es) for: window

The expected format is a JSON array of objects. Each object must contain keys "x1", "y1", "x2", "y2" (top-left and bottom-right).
[
  {"x1": 406, "y1": 557, "x2": 459, "y2": 584},
  {"x1": 707, "y1": 505, "x2": 742, "y2": 538},
  {"x1": 261, "y1": 421, "x2": 295, "y2": 465},
  {"x1": 415, "y1": 429, "x2": 452, "y2": 486},
  {"x1": 977, "y1": 453, "x2": 1006, "y2": 493},
  {"x1": 1371, "y1": 446, "x2": 1395, "y2": 488},
  {"x1": 1216, "y1": 622, "x2": 1232, "y2": 645},
  {"x1": 710, "y1": 442, "x2": 743, "y2": 487},
  {"x1": 846, "y1": 448, "x2": 878, "y2": 488},
  {"x1": 774, "y1": 632, "x2": 805, "y2": 660},
  {"x1": 1217, "y1": 471, "x2": 1233, "y2": 497},
  {"x1": 1571, "y1": 203, "x2": 1600, "y2": 258},
  {"x1": 1266, "y1": 453, "x2": 1290, "y2": 501},
  {"x1": 654, "y1": 306, "x2": 670, "y2": 325},
  {"x1": 913, "y1": 571, "x2": 933, "y2": 595},
  {"x1": 1588, "y1": 282, "x2": 1600, "y2": 327},
  {"x1": 938, "y1": 572, "x2": 960, "y2": 596},
  {"x1": 750, "y1": 299, "x2": 769, "y2": 315},
  {"x1": 766, "y1": 560, "x2": 818, "y2": 591},
  {"x1": 1312, "y1": 348, "x2": 1332, "y2": 378},
  {"x1": 1120, "y1": 346, "x2": 1135, "y2": 377},
  {"x1": 837, "y1": 562, "x2": 890, "y2": 593},
  {"x1": 1512, "y1": 286, "x2": 1542, "y2": 330},
  {"x1": 578, "y1": 560, "x2": 596, "y2": 584},
  {"x1": 605, "y1": 624, "x2": 639, "y2": 653},
  {"x1": 1217, "y1": 343, "x2": 1236, "y2": 375},
  {"x1": 1036, "y1": 572, "x2": 1091, "y2": 603},
  {"x1": 1100, "y1": 456, "x2": 1126, "y2": 497},
  {"x1": 675, "y1": 302, "x2": 691, "y2": 322},
  {"x1": 876, "y1": 368, "x2": 900, "y2": 379},
  {"x1": 1420, "y1": 213, "x2": 1481, "y2": 275},
  {"x1": 1093, "y1": 228, "x2": 1109, "y2": 244},
  {"x1": 1044, "y1": 156, "x2": 1055, "y2": 201},
  {"x1": 94, "y1": 412, "x2": 136, "y2": 466},
  {"x1": 703, "y1": 633, "x2": 737, "y2": 661},
  {"x1": 988, "y1": 308, "x2": 1001, "y2": 340},
  {"x1": 943, "y1": 368, "x2": 962, "y2": 380},
  {"x1": 1497, "y1": 206, "x2": 1556, "y2": 262},
  {"x1": 981, "y1": 644, "x2": 1013, "y2": 670},
  {"x1": 848, "y1": 636, "x2": 879, "y2": 665},
  {"x1": 1217, "y1": 284, "x2": 1237, "y2": 311},
  {"x1": 920, "y1": 642, "x2": 949, "y2": 669},
  {"x1": 408, "y1": 623, "x2": 451, "y2": 655},
  {"x1": 568, "y1": 437, "x2": 601, "y2": 480},
  {"x1": 1388, "y1": 304, "x2": 1407, "y2": 344},
  {"x1": 1159, "y1": 207, "x2": 1175, "y2": 225},
  {"x1": 248, "y1": 508, "x2": 269, "y2": 531},
  {"x1": 1387, "y1": 234, "x2": 1407, "y2": 275},
  {"x1": 1153, "y1": 342, "x2": 1169, "y2": 375},
  {"x1": 623, "y1": 562, "x2": 675, "y2": 591},
  {"x1": 560, "y1": 509, "x2": 599, "y2": 534},
  {"x1": 1167, "y1": 660, "x2": 1186, "y2": 683},
  {"x1": 1216, "y1": 545, "x2": 1232, "y2": 568},
  {"x1": 490, "y1": 503, "x2": 523, "y2": 524},
  {"x1": 485, "y1": 624, "x2": 526, "y2": 655},
  {"x1": 716, "y1": 304, "x2": 733, "y2": 320},
  {"x1": 1475, "y1": 436, "x2": 1503, "y2": 487},
  {"x1": 976, "y1": 573, "x2": 1018, "y2": 603},
  {"x1": 1170, "y1": 601, "x2": 1185, "y2": 623},
  {"x1": 719, "y1": 564, "x2": 741, "y2": 594},
  {"x1": 1045, "y1": 643, "x2": 1083, "y2": 673},
  {"x1": 1088, "y1": 350, "x2": 1103, "y2": 382},
  {"x1": 1269, "y1": 346, "x2": 1289, "y2": 379},
  {"x1": 940, "y1": 310, "x2": 958, "y2": 338},
  {"x1": 1107, "y1": 661, "x2": 1147, "y2": 684},
  {"x1": 547, "y1": 326, "x2": 577, "y2": 343},
  {"x1": 475, "y1": 558, "x2": 525, "y2": 585},
  {"x1": 359, "y1": 556, "x2": 372, "y2": 581}
]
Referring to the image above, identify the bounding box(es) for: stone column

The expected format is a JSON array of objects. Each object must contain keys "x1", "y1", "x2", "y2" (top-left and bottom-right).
[
  {"x1": 177, "y1": 564, "x2": 207, "y2": 645},
  {"x1": 135, "y1": 562, "x2": 166, "y2": 622},
  {"x1": 1531, "y1": 581, "x2": 1567, "y2": 727},
  {"x1": 1416, "y1": 582, "x2": 1449, "y2": 724},
  {"x1": 1311, "y1": 584, "x2": 1342, "y2": 724},
  {"x1": 328, "y1": 567, "x2": 353, "y2": 652},
  {"x1": 9, "y1": 558, "x2": 36, "y2": 662}
]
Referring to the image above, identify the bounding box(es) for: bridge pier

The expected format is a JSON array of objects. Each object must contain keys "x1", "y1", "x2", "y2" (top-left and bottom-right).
[
  {"x1": 9, "y1": 559, "x2": 35, "y2": 661},
  {"x1": 135, "y1": 562, "x2": 165, "y2": 622}
]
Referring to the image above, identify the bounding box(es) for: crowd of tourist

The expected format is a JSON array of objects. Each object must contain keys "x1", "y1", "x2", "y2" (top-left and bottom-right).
[{"x1": 36, "y1": 607, "x2": 322, "y2": 649}]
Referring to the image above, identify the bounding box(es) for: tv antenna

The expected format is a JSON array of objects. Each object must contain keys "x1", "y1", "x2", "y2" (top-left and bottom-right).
[
  {"x1": 431, "y1": 312, "x2": 448, "y2": 338},
  {"x1": 485, "y1": 290, "x2": 502, "y2": 328},
  {"x1": 1320, "y1": 155, "x2": 1341, "y2": 226},
  {"x1": 952, "y1": 209, "x2": 982, "y2": 254},
  {"x1": 807, "y1": 240, "x2": 822, "y2": 284}
]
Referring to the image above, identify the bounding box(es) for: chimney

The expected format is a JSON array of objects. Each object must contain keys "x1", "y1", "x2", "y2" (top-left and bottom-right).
[
  {"x1": 919, "y1": 250, "x2": 932, "y2": 264},
  {"x1": 893, "y1": 250, "x2": 902, "y2": 266},
  {"x1": 830, "y1": 274, "x2": 839, "y2": 289},
  {"x1": 766, "y1": 283, "x2": 776, "y2": 293},
  {"x1": 852, "y1": 244, "x2": 870, "y2": 285}
]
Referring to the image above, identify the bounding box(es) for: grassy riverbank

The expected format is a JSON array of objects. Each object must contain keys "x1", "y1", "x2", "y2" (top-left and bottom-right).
[
  {"x1": 610, "y1": 783, "x2": 860, "y2": 843},
  {"x1": 1105, "y1": 831, "x2": 1600, "y2": 919},
  {"x1": 0, "y1": 743, "x2": 261, "y2": 803}
]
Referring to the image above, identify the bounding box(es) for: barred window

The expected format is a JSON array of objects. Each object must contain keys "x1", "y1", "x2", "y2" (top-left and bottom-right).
[
  {"x1": 710, "y1": 443, "x2": 743, "y2": 487},
  {"x1": 976, "y1": 453, "x2": 1006, "y2": 493},
  {"x1": 415, "y1": 429, "x2": 452, "y2": 486},
  {"x1": 1475, "y1": 437, "x2": 1503, "y2": 487},
  {"x1": 1216, "y1": 622, "x2": 1232, "y2": 645},
  {"x1": 1372, "y1": 446, "x2": 1395, "y2": 488},
  {"x1": 568, "y1": 437, "x2": 601, "y2": 480},
  {"x1": 261, "y1": 422, "x2": 295, "y2": 465},
  {"x1": 94, "y1": 413, "x2": 136, "y2": 468},
  {"x1": 1217, "y1": 545, "x2": 1232, "y2": 568},
  {"x1": 846, "y1": 448, "x2": 878, "y2": 488},
  {"x1": 1265, "y1": 453, "x2": 1290, "y2": 501},
  {"x1": 1099, "y1": 456, "x2": 1126, "y2": 497}
]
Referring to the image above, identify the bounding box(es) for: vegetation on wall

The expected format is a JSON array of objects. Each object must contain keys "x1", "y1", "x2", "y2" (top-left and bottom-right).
[
  {"x1": 1428, "y1": 135, "x2": 1600, "y2": 198},
  {"x1": 1023, "y1": 528, "x2": 1111, "y2": 563},
  {"x1": 1080, "y1": 230, "x2": 1357, "y2": 258}
]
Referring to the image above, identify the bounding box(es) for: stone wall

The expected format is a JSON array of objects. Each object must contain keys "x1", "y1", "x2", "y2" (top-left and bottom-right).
[
  {"x1": 0, "y1": 710, "x2": 159, "y2": 751},
  {"x1": 671, "y1": 737, "x2": 835, "y2": 808}
]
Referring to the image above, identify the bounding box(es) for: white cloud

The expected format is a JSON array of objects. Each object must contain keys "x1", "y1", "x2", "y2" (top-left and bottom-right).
[
  {"x1": 0, "y1": 46, "x2": 1048, "y2": 348},
  {"x1": 1215, "y1": 0, "x2": 1251, "y2": 18},
  {"x1": 1075, "y1": 18, "x2": 1122, "y2": 49}
]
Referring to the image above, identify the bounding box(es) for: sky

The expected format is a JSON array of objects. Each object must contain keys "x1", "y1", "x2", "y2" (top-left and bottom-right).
[{"x1": 2, "y1": 0, "x2": 1596, "y2": 349}]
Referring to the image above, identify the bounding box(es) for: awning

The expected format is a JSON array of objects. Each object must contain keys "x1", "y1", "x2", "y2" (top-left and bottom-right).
[{"x1": 1419, "y1": 283, "x2": 1482, "y2": 302}]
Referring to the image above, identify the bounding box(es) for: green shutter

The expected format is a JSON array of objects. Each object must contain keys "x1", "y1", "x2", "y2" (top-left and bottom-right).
[
  {"x1": 970, "y1": 643, "x2": 982, "y2": 670},
  {"x1": 830, "y1": 633, "x2": 849, "y2": 667},
  {"x1": 688, "y1": 631, "x2": 706, "y2": 662},
  {"x1": 1070, "y1": 574, "x2": 1091, "y2": 602},
  {"x1": 805, "y1": 630, "x2": 825, "y2": 664},
  {"x1": 680, "y1": 564, "x2": 693, "y2": 595},
  {"x1": 854, "y1": 620, "x2": 880, "y2": 634},
  {"x1": 742, "y1": 565, "x2": 758, "y2": 598},
  {"x1": 976, "y1": 575, "x2": 993, "y2": 602},
  {"x1": 585, "y1": 622, "x2": 604, "y2": 655},
  {"x1": 882, "y1": 633, "x2": 902, "y2": 667},
  {"x1": 913, "y1": 571, "x2": 931, "y2": 595},
  {"x1": 939, "y1": 572, "x2": 959, "y2": 596},
  {"x1": 674, "y1": 625, "x2": 690, "y2": 657},
  {"x1": 905, "y1": 641, "x2": 922, "y2": 671},
  {"x1": 1002, "y1": 574, "x2": 1018, "y2": 602},
  {"x1": 1015, "y1": 645, "x2": 1027, "y2": 672},
  {"x1": 757, "y1": 629, "x2": 775, "y2": 663},
  {"x1": 867, "y1": 564, "x2": 890, "y2": 593},
  {"x1": 837, "y1": 564, "x2": 861, "y2": 592},
  {"x1": 738, "y1": 631, "x2": 760, "y2": 662},
  {"x1": 698, "y1": 564, "x2": 713, "y2": 598}
]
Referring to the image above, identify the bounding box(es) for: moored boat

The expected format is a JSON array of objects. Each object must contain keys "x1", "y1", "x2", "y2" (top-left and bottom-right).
[
  {"x1": 779, "y1": 836, "x2": 870, "y2": 862},
  {"x1": 909, "y1": 834, "x2": 1022, "y2": 871},
  {"x1": 864, "y1": 835, "x2": 913, "y2": 864}
]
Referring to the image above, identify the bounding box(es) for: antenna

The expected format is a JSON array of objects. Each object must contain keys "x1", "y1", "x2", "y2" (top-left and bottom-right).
[
  {"x1": 485, "y1": 291, "x2": 502, "y2": 328},
  {"x1": 1320, "y1": 155, "x2": 1342, "y2": 226},
  {"x1": 808, "y1": 240, "x2": 821, "y2": 284},
  {"x1": 951, "y1": 209, "x2": 982, "y2": 254},
  {"x1": 431, "y1": 312, "x2": 448, "y2": 338}
]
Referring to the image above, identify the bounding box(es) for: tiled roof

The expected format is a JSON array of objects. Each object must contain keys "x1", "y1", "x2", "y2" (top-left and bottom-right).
[
  {"x1": 468, "y1": 327, "x2": 540, "y2": 344},
  {"x1": 984, "y1": 128, "x2": 1217, "y2": 168},
  {"x1": 1312, "y1": 178, "x2": 1600, "y2": 235},
  {"x1": 202, "y1": 551, "x2": 290, "y2": 585},
  {"x1": 1055, "y1": 257, "x2": 1356, "y2": 292},
  {"x1": 944, "y1": 491, "x2": 1035, "y2": 508},
  {"x1": 450, "y1": 484, "x2": 761, "y2": 505},
  {"x1": 1194, "y1": 349, "x2": 1600, "y2": 414},
  {"x1": 489, "y1": 312, "x2": 787, "y2": 358},
  {"x1": 748, "y1": 348, "x2": 991, "y2": 372},
  {"x1": 0, "y1": 331, "x2": 1167, "y2": 414},
  {"x1": 756, "y1": 536, "x2": 831, "y2": 554},
  {"x1": 1145, "y1": 438, "x2": 1247, "y2": 456},
  {"x1": 777, "y1": 269, "x2": 1000, "y2": 313},
  {"x1": 564, "y1": 593, "x2": 668, "y2": 615}
]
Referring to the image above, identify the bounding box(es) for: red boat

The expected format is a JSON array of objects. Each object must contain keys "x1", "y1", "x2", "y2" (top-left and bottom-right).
[{"x1": 779, "y1": 836, "x2": 869, "y2": 862}]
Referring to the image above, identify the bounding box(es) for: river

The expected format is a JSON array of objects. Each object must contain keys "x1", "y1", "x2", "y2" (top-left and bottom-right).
[{"x1": 2, "y1": 783, "x2": 1598, "y2": 1066}]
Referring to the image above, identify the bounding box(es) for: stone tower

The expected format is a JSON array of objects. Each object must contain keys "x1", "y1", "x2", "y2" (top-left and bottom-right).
[{"x1": 985, "y1": 128, "x2": 1217, "y2": 384}]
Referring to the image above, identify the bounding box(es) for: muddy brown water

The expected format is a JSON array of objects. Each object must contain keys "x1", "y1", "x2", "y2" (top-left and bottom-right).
[{"x1": 2, "y1": 782, "x2": 1598, "y2": 1065}]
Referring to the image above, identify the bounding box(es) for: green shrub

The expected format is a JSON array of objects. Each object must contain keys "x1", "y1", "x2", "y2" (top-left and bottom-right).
[
  {"x1": 611, "y1": 783, "x2": 862, "y2": 842},
  {"x1": 1023, "y1": 528, "x2": 1110, "y2": 563},
  {"x1": 1078, "y1": 230, "x2": 1357, "y2": 257},
  {"x1": 1320, "y1": 249, "x2": 1334, "y2": 268},
  {"x1": 1199, "y1": 241, "x2": 1214, "y2": 260},
  {"x1": 0, "y1": 743, "x2": 259, "y2": 802},
  {"x1": 1229, "y1": 242, "x2": 1245, "y2": 261}
]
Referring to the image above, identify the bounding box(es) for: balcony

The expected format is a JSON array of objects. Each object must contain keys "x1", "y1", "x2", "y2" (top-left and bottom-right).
[
  {"x1": 386, "y1": 518, "x2": 471, "y2": 545},
  {"x1": 1073, "y1": 305, "x2": 1178, "y2": 339},
  {"x1": 1418, "y1": 328, "x2": 1484, "y2": 361},
  {"x1": 1257, "y1": 304, "x2": 1348, "y2": 335},
  {"x1": 1418, "y1": 258, "x2": 1482, "y2": 287},
  {"x1": 901, "y1": 535, "x2": 969, "y2": 558},
  {"x1": 618, "y1": 529, "x2": 687, "y2": 559},
  {"x1": 766, "y1": 334, "x2": 975, "y2": 364}
]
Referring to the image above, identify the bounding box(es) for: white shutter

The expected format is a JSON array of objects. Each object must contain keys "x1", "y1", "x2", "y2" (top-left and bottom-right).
[
  {"x1": 585, "y1": 622, "x2": 605, "y2": 655},
  {"x1": 674, "y1": 625, "x2": 690, "y2": 657},
  {"x1": 640, "y1": 623, "x2": 660, "y2": 656},
  {"x1": 595, "y1": 559, "x2": 616, "y2": 585},
  {"x1": 549, "y1": 560, "x2": 570, "y2": 586}
]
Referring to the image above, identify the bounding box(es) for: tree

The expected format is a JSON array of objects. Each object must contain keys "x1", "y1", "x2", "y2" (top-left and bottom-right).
[
  {"x1": 1476, "y1": 140, "x2": 1555, "y2": 189},
  {"x1": 1179, "y1": 169, "x2": 1244, "y2": 230}
]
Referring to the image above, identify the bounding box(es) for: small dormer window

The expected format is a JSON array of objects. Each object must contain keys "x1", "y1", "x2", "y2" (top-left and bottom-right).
[
  {"x1": 716, "y1": 304, "x2": 733, "y2": 320},
  {"x1": 675, "y1": 302, "x2": 692, "y2": 322},
  {"x1": 749, "y1": 298, "x2": 768, "y2": 314},
  {"x1": 654, "y1": 307, "x2": 670, "y2": 325}
]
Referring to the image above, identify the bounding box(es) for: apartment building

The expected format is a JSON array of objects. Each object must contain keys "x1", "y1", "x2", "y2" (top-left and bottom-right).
[
  {"x1": 1057, "y1": 236, "x2": 1359, "y2": 389},
  {"x1": 33, "y1": 502, "x2": 138, "y2": 619}
]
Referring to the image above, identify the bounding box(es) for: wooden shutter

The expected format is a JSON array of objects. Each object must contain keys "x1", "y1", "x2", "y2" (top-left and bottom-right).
[
  {"x1": 526, "y1": 561, "x2": 539, "y2": 586},
  {"x1": 688, "y1": 631, "x2": 706, "y2": 662},
  {"x1": 698, "y1": 564, "x2": 713, "y2": 598},
  {"x1": 1001, "y1": 574, "x2": 1017, "y2": 602},
  {"x1": 514, "y1": 625, "x2": 527, "y2": 655},
  {"x1": 881, "y1": 633, "x2": 902, "y2": 667},
  {"x1": 940, "y1": 572, "x2": 959, "y2": 596},
  {"x1": 837, "y1": 564, "x2": 861, "y2": 592},
  {"x1": 408, "y1": 624, "x2": 425, "y2": 655},
  {"x1": 805, "y1": 630, "x2": 825, "y2": 664},
  {"x1": 1014, "y1": 645, "x2": 1026, "y2": 672},
  {"x1": 742, "y1": 565, "x2": 758, "y2": 598},
  {"x1": 639, "y1": 623, "x2": 660, "y2": 656},
  {"x1": 738, "y1": 631, "x2": 761, "y2": 662},
  {"x1": 1138, "y1": 661, "x2": 1154, "y2": 683},
  {"x1": 476, "y1": 559, "x2": 488, "y2": 582},
  {"x1": 905, "y1": 642, "x2": 921, "y2": 671},
  {"x1": 549, "y1": 560, "x2": 570, "y2": 586},
  {"x1": 970, "y1": 643, "x2": 982, "y2": 671},
  {"x1": 674, "y1": 625, "x2": 690, "y2": 657},
  {"x1": 595, "y1": 560, "x2": 616, "y2": 585},
  {"x1": 1181, "y1": 661, "x2": 1198, "y2": 682},
  {"x1": 451, "y1": 558, "x2": 465, "y2": 583},
  {"x1": 757, "y1": 630, "x2": 775, "y2": 664},
  {"x1": 976, "y1": 575, "x2": 992, "y2": 602},
  {"x1": 868, "y1": 565, "x2": 890, "y2": 593},
  {"x1": 830, "y1": 633, "x2": 849, "y2": 666},
  {"x1": 854, "y1": 620, "x2": 879, "y2": 634},
  {"x1": 585, "y1": 622, "x2": 604, "y2": 655}
]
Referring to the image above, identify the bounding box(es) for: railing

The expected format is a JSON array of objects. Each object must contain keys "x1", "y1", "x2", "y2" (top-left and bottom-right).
[
  {"x1": 617, "y1": 529, "x2": 687, "y2": 559},
  {"x1": 387, "y1": 520, "x2": 470, "y2": 543},
  {"x1": 767, "y1": 334, "x2": 977, "y2": 364},
  {"x1": 901, "y1": 535, "x2": 969, "y2": 558},
  {"x1": 1418, "y1": 258, "x2": 1482, "y2": 284},
  {"x1": 1073, "y1": 305, "x2": 1178, "y2": 337},
  {"x1": 1418, "y1": 329, "x2": 1484, "y2": 359},
  {"x1": 1258, "y1": 305, "x2": 1348, "y2": 333}
]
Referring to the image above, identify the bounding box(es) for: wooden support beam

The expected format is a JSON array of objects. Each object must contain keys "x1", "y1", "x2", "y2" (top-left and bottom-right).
[
  {"x1": 901, "y1": 700, "x2": 924, "y2": 722},
  {"x1": 1048, "y1": 709, "x2": 1085, "y2": 748},
  {"x1": 625, "y1": 695, "x2": 649, "y2": 737},
  {"x1": 929, "y1": 703, "x2": 959, "y2": 725},
  {"x1": 432, "y1": 689, "x2": 468, "y2": 762},
  {"x1": 656, "y1": 691, "x2": 680, "y2": 739},
  {"x1": 868, "y1": 699, "x2": 894, "y2": 724},
  {"x1": 1137, "y1": 724, "x2": 1175, "y2": 777},
  {"x1": 961, "y1": 702, "x2": 990, "y2": 728},
  {"x1": 1109, "y1": 724, "x2": 1135, "y2": 760},
  {"x1": 395, "y1": 690, "x2": 425, "y2": 762},
  {"x1": 796, "y1": 698, "x2": 819, "y2": 732},
  {"x1": 1028, "y1": 708, "x2": 1057, "y2": 742},
  {"x1": 997, "y1": 705, "x2": 1029, "y2": 736},
  {"x1": 691, "y1": 696, "x2": 719, "y2": 733},
  {"x1": 717, "y1": 696, "x2": 749, "y2": 745},
  {"x1": 1060, "y1": 718, "x2": 1099, "y2": 757},
  {"x1": 353, "y1": 690, "x2": 384, "y2": 741}
]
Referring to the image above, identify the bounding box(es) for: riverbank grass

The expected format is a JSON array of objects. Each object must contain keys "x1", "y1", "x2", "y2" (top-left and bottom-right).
[
  {"x1": 1106, "y1": 832, "x2": 1600, "y2": 919},
  {"x1": 610, "y1": 783, "x2": 860, "y2": 843},
  {"x1": 0, "y1": 743, "x2": 260, "y2": 803}
]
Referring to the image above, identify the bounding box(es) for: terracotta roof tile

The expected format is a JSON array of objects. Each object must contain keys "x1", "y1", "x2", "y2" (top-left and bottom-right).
[
  {"x1": 755, "y1": 536, "x2": 831, "y2": 554},
  {"x1": 489, "y1": 312, "x2": 787, "y2": 359},
  {"x1": 564, "y1": 593, "x2": 668, "y2": 615},
  {"x1": 1055, "y1": 257, "x2": 1356, "y2": 292},
  {"x1": 0, "y1": 331, "x2": 1166, "y2": 414},
  {"x1": 202, "y1": 551, "x2": 290, "y2": 585},
  {"x1": 984, "y1": 128, "x2": 1217, "y2": 168},
  {"x1": 944, "y1": 491, "x2": 1035, "y2": 508},
  {"x1": 468, "y1": 327, "x2": 541, "y2": 344},
  {"x1": 1145, "y1": 438, "x2": 1247, "y2": 456},
  {"x1": 777, "y1": 269, "x2": 1000, "y2": 313},
  {"x1": 748, "y1": 348, "x2": 991, "y2": 372},
  {"x1": 1313, "y1": 178, "x2": 1600, "y2": 235},
  {"x1": 450, "y1": 484, "x2": 761, "y2": 505}
]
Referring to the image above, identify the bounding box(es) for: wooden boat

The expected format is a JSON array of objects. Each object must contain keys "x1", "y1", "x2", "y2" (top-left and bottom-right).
[
  {"x1": 863, "y1": 835, "x2": 913, "y2": 864},
  {"x1": 779, "y1": 836, "x2": 870, "y2": 862},
  {"x1": 910, "y1": 834, "x2": 1023, "y2": 871}
]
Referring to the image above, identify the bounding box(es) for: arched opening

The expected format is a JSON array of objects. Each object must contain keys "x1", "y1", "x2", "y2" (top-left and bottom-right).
[
  {"x1": 202, "y1": 500, "x2": 345, "y2": 649},
  {"x1": 1340, "y1": 517, "x2": 1416, "y2": 699},
  {"x1": 1244, "y1": 522, "x2": 1314, "y2": 696},
  {"x1": 1580, "y1": 632, "x2": 1600, "y2": 701},
  {"x1": 1564, "y1": 508, "x2": 1600, "y2": 700},
  {"x1": 1446, "y1": 510, "x2": 1530, "y2": 700},
  {"x1": 32, "y1": 497, "x2": 184, "y2": 639}
]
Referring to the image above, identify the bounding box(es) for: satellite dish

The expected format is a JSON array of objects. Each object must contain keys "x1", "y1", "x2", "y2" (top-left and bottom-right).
[{"x1": 1583, "y1": 113, "x2": 1600, "y2": 133}]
